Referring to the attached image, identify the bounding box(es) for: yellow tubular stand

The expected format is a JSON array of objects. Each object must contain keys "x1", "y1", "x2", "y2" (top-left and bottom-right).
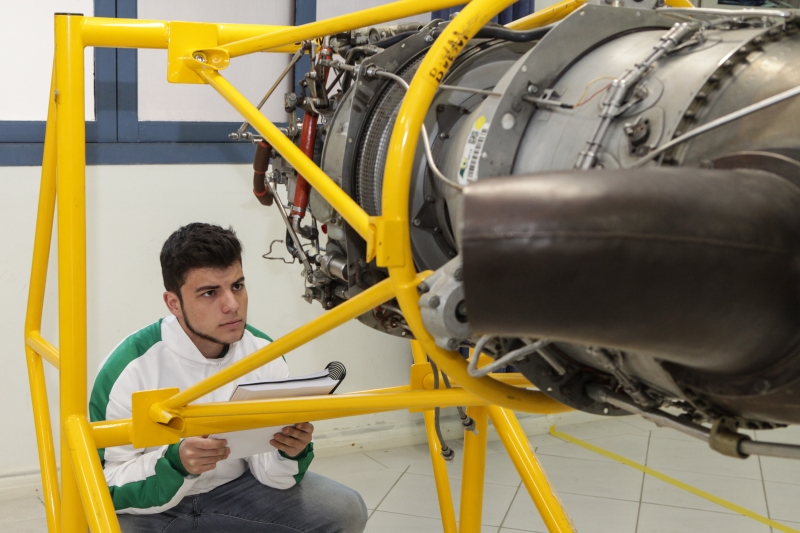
[
  {"x1": 488, "y1": 407, "x2": 575, "y2": 533},
  {"x1": 24, "y1": 60, "x2": 61, "y2": 533},
  {"x1": 27, "y1": 2, "x2": 595, "y2": 531},
  {"x1": 459, "y1": 406, "x2": 489, "y2": 533},
  {"x1": 55, "y1": 14, "x2": 89, "y2": 533}
]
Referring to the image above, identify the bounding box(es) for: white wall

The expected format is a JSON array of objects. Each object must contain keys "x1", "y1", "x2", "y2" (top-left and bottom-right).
[
  {"x1": 0, "y1": 164, "x2": 417, "y2": 478},
  {"x1": 0, "y1": 1, "x2": 95, "y2": 120}
]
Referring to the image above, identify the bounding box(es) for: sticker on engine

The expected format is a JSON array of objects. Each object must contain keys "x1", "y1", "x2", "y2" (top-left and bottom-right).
[{"x1": 459, "y1": 116, "x2": 490, "y2": 184}]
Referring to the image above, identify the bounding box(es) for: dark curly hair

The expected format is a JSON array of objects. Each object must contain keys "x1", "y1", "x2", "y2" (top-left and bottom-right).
[{"x1": 160, "y1": 223, "x2": 242, "y2": 297}]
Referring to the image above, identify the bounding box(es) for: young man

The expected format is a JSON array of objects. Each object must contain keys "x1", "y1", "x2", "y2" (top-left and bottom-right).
[{"x1": 89, "y1": 223, "x2": 368, "y2": 533}]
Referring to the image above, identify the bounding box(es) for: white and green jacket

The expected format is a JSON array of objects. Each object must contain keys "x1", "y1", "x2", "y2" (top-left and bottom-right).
[{"x1": 89, "y1": 315, "x2": 314, "y2": 515}]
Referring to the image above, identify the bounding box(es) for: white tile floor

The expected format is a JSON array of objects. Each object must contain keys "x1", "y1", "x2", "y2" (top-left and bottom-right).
[{"x1": 3, "y1": 417, "x2": 800, "y2": 532}]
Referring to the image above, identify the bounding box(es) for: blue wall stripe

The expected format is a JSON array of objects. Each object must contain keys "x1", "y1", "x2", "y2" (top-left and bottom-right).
[
  {"x1": 95, "y1": 0, "x2": 118, "y2": 142},
  {"x1": 137, "y1": 122, "x2": 279, "y2": 143},
  {"x1": 1, "y1": 143, "x2": 257, "y2": 167},
  {"x1": 293, "y1": 0, "x2": 317, "y2": 101},
  {"x1": 116, "y1": 0, "x2": 139, "y2": 143}
]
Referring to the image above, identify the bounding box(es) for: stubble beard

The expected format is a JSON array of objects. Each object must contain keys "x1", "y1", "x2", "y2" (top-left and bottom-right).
[{"x1": 180, "y1": 301, "x2": 245, "y2": 347}]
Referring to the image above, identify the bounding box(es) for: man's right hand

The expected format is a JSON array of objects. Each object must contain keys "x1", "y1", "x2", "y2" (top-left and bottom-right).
[{"x1": 179, "y1": 436, "x2": 230, "y2": 475}]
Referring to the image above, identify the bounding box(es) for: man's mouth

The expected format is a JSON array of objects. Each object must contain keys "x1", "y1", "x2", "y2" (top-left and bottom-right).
[{"x1": 221, "y1": 319, "x2": 242, "y2": 327}]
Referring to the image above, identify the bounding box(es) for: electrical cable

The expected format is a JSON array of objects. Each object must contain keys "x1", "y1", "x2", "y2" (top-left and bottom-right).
[
  {"x1": 429, "y1": 359, "x2": 455, "y2": 462},
  {"x1": 441, "y1": 372, "x2": 476, "y2": 433},
  {"x1": 632, "y1": 83, "x2": 800, "y2": 168},
  {"x1": 370, "y1": 69, "x2": 466, "y2": 191}
]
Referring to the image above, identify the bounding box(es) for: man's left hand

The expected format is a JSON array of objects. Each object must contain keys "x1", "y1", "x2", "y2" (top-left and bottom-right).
[{"x1": 271, "y1": 422, "x2": 313, "y2": 458}]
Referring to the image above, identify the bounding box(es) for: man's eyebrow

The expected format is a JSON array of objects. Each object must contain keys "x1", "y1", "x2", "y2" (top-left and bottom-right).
[
  {"x1": 232, "y1": 276, "x2": 245, "y2": 285},
  {"x1": 195, "y1": 284, "x2": 221, "y2": 293}
]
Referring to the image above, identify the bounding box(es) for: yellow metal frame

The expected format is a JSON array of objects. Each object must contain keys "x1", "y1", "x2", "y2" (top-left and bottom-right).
[{"x1": 24, "y1": 0, "x2": 687, "y2": 530}]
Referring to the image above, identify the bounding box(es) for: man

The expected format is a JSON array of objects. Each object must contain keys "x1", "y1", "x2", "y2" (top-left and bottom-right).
[{"x1": 89, "y1": 223, "x2": 368, "y2": 533}]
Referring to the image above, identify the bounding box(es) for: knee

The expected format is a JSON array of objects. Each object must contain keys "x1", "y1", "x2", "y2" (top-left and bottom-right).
[{"x1": 331, "y1": 486, "x2": 368, "y2": 533}]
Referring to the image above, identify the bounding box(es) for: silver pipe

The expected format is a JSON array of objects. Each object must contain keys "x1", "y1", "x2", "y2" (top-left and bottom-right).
[
  {"x1": 632, "y1": 83, "x2": 800, "y2": 168},
  {"x1": 233, "y1": 48, "x2": 305, "y2": 138},
  {"x1": 266, "y1": 175, "x2": 314, "y2": 276},
  {"x1": 657, "y1": 7, "x2": 794, "y2": 19},
  {"x1": 587, "y1": 384, "x2": 711, "y2": 441},
  {"x1": 370, "y1": 69, "x2": 465, "y2": 191},
  {"x1": 438, "y1": 84, "x2": 502, "y2": 97},
  {"x1": 741, "y1": 440, "x2": 800, "y2": 460},
  {"x1": 468, "y1": 337, "x2": 550, "y2": 378}
]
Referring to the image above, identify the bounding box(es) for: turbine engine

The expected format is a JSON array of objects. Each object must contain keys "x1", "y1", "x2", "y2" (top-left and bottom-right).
[{"x1": 251, "y1": 2, "x2": 800, "y2": 456}]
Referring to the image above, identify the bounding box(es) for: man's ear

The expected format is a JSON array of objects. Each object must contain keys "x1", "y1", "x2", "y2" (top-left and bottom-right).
[{"x1": 164, "y1": 291, "x2": 183, "y2": 318}]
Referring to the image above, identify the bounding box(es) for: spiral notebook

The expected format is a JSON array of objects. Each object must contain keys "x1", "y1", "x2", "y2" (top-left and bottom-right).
[{"x1": 212, "y1": 361, "x2": 346, "y2": 459}]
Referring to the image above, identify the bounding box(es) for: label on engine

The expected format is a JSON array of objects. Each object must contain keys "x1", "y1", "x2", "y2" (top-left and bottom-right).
[{"x1": 459, "y1": 116, "x2": 490, "y2": 184}]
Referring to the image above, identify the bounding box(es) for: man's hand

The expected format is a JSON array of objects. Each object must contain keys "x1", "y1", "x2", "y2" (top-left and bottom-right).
[
  {"x1": 179, "y1": 436, "x2": 230, "y2": 475},
  {"x1": 271, "y1": 423, "x2": 313, "y2": 458}
]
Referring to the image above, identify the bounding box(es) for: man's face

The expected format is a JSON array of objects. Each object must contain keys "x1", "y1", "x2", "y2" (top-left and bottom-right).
[{"x1": 164, "y1": 262, "x2": 248, "y2": 356}]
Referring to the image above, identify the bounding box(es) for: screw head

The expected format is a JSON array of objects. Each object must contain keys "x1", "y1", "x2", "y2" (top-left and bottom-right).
[
  {"x1": 453, "y1": 267, "x2": 463, "y2": 281},
  {"x1": 446, "y1": 338, "x2": 459, "y2": 350},
  {"x1": 193, "y1": 54, "x2": 206, "y2": 63},
  {"x1": 425, "y1": 34, "x2": 434, "y2": 43},
  {"x1": 413, "y1": 218, "x2": 421, "y2": 227},
  {"x1": 428, "y1": 295, "x2": 440, "y2": 308}
]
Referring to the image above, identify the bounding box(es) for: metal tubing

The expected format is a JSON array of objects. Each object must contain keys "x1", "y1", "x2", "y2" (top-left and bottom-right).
[
  {"x1": 153, "y1": 277, "x2": 397, "y2": 421},
  {"x1": 488, "y1": 406, "x2": 575, "y2": 533},
  {"x1": 459, "y1": 406, "x2": 488, "y2": 533},
  {"x1": 424, "y1": 409, "x2": 458, "y2": 533},
  {"x1": 202, "y1": 0, "x2": 471, "y2": 62},
  {"x1": 197, "y1": 69, "x2": 373, "y2": 242},
  {"x1": 65, "y1": 416, "x2": 122, "y2": 533},
  {"x1": 506, "y1": 0, "x2": 586, "y2": 30},
  {"x1": 27, "y1": 333, "x2": 60, "y2": 369},
  {"x1": 56, "y1": 14, "x2": 89, "y2": 533},
  {"x1": 81, "y1": 18, "x2": 297, "y2": 52},
  {"x1": 290, "y1": 112, "x2": 318, "y2": 219},
  {"x1": 24, "y1": 60, "x2": 61, "y2": 533},
  {"x1": 181, "y1": 388, "x2": 489, "y2": 419},
  {"x1": 379, "y1": 0, "x2": 574, "y2": 417}
]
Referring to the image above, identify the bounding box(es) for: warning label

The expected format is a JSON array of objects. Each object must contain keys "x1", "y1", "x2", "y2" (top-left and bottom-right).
[{"x1": 459, "y1": 116, "x2": 490, "y2": 185}]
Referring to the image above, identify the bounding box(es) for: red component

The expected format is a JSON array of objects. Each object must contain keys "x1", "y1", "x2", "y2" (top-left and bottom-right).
[
  {"x1": 290, "y1": 112, "x2": 318, "y2": 219},
  {"x1": 321, "y1": 224, "x2": 328, "y2": 234}
]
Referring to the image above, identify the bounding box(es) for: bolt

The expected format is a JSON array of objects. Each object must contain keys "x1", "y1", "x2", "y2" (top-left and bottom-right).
[
  {"x1": 413, "y1": 218, "x2": 421, "y2": 227},
  {"x1": 438, "y1": 132, "x2": 450, "y2": 140},
  {"x1": 446, "y1": 338, "x2": 459, "y2": 350},
  {"x1": 527, "y1": 84, "x2": 538, "y2": 95},
  {"x1": 428, "y1": 295, "x2": 441, "y2": 308},
  {"x1": 417, "y1": 282, "x2": 430, "y2": 294},
  {"x1": 193, "y1": 54, "x2": 206, "y2": 63},
  {"x1": 425, "y1": 34, "x2": 434, "y2": 43},
  {"x1": 326, "y1": 300, "x2": 334, "y2": 309},
  {"x1": 434, "y1": 227, "x2": 442, "y2": 234},
  {"x1": 453, "y1": 267, "x2": 463, "y2": 281}
]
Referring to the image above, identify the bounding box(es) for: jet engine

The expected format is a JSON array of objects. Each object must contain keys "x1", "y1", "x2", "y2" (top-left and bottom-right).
[{"x1": 246, "y1": 2, "x2": 800, "y2": 458}]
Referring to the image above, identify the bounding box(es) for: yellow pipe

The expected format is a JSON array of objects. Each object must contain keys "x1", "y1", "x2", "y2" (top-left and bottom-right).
[
  {"x1": 424, "y1": 409, "x2": 458, "y2": 533},
  {"x1": 91, "y1": 419, "x2": 132, "y2": 450},
  {"x1": 153, "y1": 277, "x2": 397, "y2": 421},
  {"x1": 488, "y1": 406, "x2": 575, "y2": 533},
  {"x1": 56, "y1": 14, "x2": 90, "y2": 533},
  {"x1": 506, "y1": 0, "x2": 586, "y2": 30},
  {"x1": 81, "y1": 18, "x2": 298, "y2": 53},
  {"x1": 24, "y1": 59, "x2": 61, "y2": 533},
  {"x1": 664, "y1": 0, "x2": 695, "y2": 6},
  {"x1": 423, "y1": 372, "x2": 533, "y2": 390},
  {"x1": 197, "y1": 69, "x2": 373, "y2": 242},
  {"x1": 459, "y1": 406, "x2": 488, "y2": 533},
  {"x1": 65, "y1": 416, "x2": 122, "y2": 533},
  {"x1": 379, "y1": 0, "x2": 573, "y2": 417},
  {"x1": 201, "y1": 0, "x2": 473, "y2": 64},
  {"x1": 181, "y1": 388, "x2": 490, "y2": 419},
  {"x1": 27, "y1": 333, "x2": 60, "y2": 369}
]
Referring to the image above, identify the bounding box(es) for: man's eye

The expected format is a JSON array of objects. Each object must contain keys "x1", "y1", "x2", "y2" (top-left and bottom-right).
[
  {"x1": 202, "y1": 290, "x2": 215, "y2": 297},
  {"x1": 233, "y1": 283, "x2": 244, "y2": 291}
]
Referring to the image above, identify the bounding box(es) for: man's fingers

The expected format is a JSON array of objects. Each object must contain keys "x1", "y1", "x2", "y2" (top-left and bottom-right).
[
  {"x1": 294, "y1": 422, "x2": 313, "y2": 433},
  {"x1": 195, "y1": 438, "x2": 228, "y2": 450}
]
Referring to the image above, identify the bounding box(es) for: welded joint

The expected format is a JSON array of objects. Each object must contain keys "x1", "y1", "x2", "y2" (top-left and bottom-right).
[{"x1": 370, "y1": 216, "x2": 407, "y2": 267}]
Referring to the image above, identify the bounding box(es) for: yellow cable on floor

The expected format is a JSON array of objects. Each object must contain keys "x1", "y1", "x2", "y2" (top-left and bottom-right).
[{"x1": 549, "y1": 426, "x2": 799, "y2": 533}]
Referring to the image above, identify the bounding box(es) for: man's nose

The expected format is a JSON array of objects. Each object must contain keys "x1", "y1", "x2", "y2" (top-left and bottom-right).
[{"x1": 220, "y1": 290, "x2": 239, "y2": 313}]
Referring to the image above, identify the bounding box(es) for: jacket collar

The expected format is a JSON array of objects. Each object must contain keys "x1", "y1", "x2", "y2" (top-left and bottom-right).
[{"x1": 162, "y1": 315, "x2": 237, "y2": 365}]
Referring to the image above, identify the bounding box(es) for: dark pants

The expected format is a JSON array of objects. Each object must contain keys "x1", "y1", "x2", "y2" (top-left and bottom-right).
[{"x1": 117, "y1": 471, "x2": 368, "y2": 533}]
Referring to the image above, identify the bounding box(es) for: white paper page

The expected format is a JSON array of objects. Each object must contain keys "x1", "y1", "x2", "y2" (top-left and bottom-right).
[{"x1": 214, "y1": 426, "x2": 283, "y2": 460}]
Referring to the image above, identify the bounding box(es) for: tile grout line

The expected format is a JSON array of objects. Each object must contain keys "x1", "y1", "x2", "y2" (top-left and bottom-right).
[
  {"x1": 368, "y1": 465, "x2": 410, "y2": 520},
  {"x1": 362, "y1": 452, "x2": 391, "y2": 469},
  {"x1": 634, "y1": 430, "x2": 652, "y2": 533},
  {"x1": 497, "y1": 480, "x2": 523, "y2": 532},
  {"x1": 757, "y1": 453, "x2": 774, "y2": 533}
]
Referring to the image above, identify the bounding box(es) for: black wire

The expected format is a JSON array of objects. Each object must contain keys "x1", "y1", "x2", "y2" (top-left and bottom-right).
[
  {"x1": 431, "y1": 23, "x2": 554, "y2": 43},
  {"x1": 429, "y1": 359, "x2": 453, "y2": 459}
]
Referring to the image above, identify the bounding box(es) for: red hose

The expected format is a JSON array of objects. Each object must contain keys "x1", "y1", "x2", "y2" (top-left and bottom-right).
[{"x1": 291, "y1": 112, "x2": 318, "y2": 219}]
